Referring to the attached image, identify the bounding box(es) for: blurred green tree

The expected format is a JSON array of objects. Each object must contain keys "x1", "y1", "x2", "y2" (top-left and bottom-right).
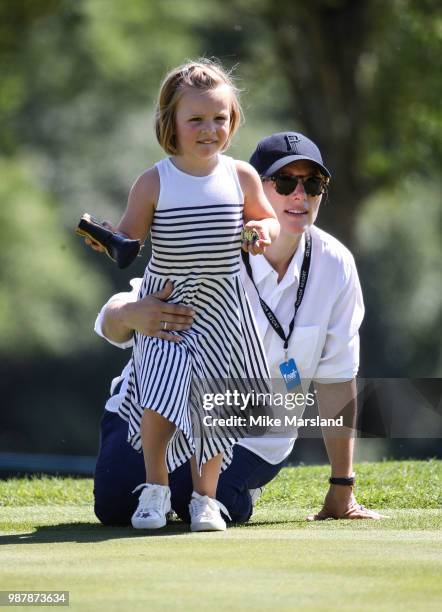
[
  {"x1": 0, "y1": 0, "x2": 206, "y2": 356},
  {"x1": 195, "y1": 0, "x2": 442, "y2": 246},
  {"x1": 0, "y1": 156, "x2": 108, "y2": 357},
  {"x1": 0, "y1": 1, "x2": 440, "y2": 467},
  {"x1": 356, "y1": 179, "x2": 441, "y2": 376},
  {"x1": 0, "y1": 0, "x2": 440, "y2": 376}
]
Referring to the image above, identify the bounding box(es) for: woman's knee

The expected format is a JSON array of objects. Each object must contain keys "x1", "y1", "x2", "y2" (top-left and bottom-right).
[
  {"x1": 94, "y1": 495, "x2": 135, "y2": 526},
  {"x1": 217, "y1": 482, "x2": 252, "y2": 524}
]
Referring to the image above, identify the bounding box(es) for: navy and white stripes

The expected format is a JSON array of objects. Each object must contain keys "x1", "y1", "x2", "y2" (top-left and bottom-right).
[
  {"x1": 148, "y1": 204, "x2": 243, "y2": 277},
  {"x1": 118, "y1": 156, "x2": 270, "y2": 471}
]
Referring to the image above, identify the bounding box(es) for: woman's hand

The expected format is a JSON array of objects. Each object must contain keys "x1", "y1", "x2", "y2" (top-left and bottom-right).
[
  {"x1": 306, "y1": 485, "x2": 388, "y2": 521},
  {"x1": 103, "y1": 281, "x2": 195, "y2": 344}
]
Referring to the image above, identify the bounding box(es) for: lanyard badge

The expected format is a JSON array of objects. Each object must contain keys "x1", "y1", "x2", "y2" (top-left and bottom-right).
[
  {"x1": 279, "y1": 358, "x2": 301, "y2": 390},
  {"x1": 242, "y1": 233, "x2": 312, "y2": 392}
]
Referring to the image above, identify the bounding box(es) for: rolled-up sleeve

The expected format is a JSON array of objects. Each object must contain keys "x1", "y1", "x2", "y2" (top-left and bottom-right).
[
  {"x1": 93, "y1": 278, "x2": 142, "y2": 349},
  {"x1": 314, "y1": 256, "x2": 364, "y2": 382}
]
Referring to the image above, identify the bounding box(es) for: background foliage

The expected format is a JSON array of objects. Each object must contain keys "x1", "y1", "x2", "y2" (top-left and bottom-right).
[{"x1": 0, "y1": 0, "x2": 440, "y2": 459}]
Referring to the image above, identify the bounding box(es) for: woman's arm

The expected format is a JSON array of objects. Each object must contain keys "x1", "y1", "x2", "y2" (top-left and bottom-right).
[
  {"x1": 101, "y1": 282, "x2": 195, "y2": 345},
  {"x1": 307, "y1": 380, "x2": 384, "y2": 520}
]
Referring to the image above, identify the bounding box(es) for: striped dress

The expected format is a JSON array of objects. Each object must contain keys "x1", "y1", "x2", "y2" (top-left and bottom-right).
[{"x1": 118, "y1": 155, "x2": 270, "y2": 471}]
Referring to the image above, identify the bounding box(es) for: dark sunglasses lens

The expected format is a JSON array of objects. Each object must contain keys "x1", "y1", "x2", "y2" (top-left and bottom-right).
[
  {"x1": 274, "y1": 175, "x2": 298, "y2": 195},
  {"x1": 303, "y1": 177, "x2": 324, "y2": 196},
  {"x1": 273, "y1": 175, "x2": 325, "y2": 196}
]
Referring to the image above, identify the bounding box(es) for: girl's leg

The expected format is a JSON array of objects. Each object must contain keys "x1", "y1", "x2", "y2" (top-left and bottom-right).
[
  {"x1": 132, "y1": 409, "x2": 176, "y2": 530},
  {"x1": 189, "y1": 453, "x2": 227, "y2": 531},
  {"x1": 190, "y1": 453, "x2": 223, "y2": 497},
  {"x1": 141, "y1": 408, "x2": 176, "y2": 483}
]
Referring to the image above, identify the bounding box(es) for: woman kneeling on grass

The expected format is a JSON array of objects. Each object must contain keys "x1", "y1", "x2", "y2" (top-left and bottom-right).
[{"x1": 93, "y1": 129, "x2": 382, "y2": 526}]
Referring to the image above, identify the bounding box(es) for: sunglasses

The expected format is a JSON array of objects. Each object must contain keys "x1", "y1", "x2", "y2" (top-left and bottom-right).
[{"x1": 265, "y1": 173, "x2": 329, "y2": 197}]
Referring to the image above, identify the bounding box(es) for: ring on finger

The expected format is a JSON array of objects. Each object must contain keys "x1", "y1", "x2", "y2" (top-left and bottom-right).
[{"x1": 163, "y1": 321, "x2": 168, "y2": 331}]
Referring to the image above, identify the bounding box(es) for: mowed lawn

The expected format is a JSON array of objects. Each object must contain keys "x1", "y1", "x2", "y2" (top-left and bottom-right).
[{"x1": 0, "y1": 461, "x2": 441, "y2": 611}]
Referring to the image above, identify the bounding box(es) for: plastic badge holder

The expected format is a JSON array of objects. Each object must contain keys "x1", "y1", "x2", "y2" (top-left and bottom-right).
[{"x1": 75, "y1": 213, "x2": 141, "y2": 269}]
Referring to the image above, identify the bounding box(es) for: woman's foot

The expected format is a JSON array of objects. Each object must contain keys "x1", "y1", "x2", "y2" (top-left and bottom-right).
[
  {"x1": 131, "y1": 483, "x2": 171, "y2": 529},
  {"x1": 249, "y1": 487, "x2": 263, "y2": 505}
]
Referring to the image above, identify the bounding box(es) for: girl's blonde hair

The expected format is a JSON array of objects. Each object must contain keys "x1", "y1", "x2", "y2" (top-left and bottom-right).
[{"x1": 155, "y1": 58, "x2": 243, "y2": 155}]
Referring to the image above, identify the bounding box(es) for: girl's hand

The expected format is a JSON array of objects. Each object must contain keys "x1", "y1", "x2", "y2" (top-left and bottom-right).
[
  {"x1": 84, "y1": 220, "x2": 116, "y2": 252},
  {"x1": 241, "y1": 220, "x2": 271, "y2": 255},
  {"x1": 236, "y1": 160, "x2": 279, "y2": 254}
]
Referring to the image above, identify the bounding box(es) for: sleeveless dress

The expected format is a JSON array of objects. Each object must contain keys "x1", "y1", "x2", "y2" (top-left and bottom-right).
[{"x1": 118, "y1": 155, "x2": 270, "y2": 471}]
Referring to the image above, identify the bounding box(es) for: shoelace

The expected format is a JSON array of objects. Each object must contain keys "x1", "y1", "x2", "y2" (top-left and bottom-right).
[
  {"x1": 191, "y1": 494, "x2": 232, "y2": 521},
  {"x1": 132, "y1": 483, "x2": 167, "y2": 514}
]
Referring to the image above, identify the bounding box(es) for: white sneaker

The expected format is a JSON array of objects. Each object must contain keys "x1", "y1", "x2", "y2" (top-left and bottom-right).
[
  {"x1": 249, "y1": 487, "x2": 263, "y2": 505},
  {"x1": 189, "y1": 491, "x2": 231, "y2": 532},
  {"x1": 131, "y1": 483, "x2": 171, "y2": 529}
]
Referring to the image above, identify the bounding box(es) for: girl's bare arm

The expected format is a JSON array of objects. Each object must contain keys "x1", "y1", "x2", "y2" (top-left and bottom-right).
[
  {"x1": 116, "y1": 166, "x2": 160, "y2": 243},
  {"x1": 236, "y1": 160, "x2": 280, "y2": 254}
]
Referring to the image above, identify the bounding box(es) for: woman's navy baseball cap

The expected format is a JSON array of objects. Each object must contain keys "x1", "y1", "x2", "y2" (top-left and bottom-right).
[{"x1": 249, "y1": 132, "x2": 331, "y2": 178}]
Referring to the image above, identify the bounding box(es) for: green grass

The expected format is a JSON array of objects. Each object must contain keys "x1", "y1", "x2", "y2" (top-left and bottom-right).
[{"x1": 0, "y1": 461, "x2": 441, "y2": 611}]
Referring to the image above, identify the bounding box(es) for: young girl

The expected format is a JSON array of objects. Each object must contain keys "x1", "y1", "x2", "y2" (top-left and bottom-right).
[{"x1": 99, "y1": 59, "x2": 279, "y2": 532}]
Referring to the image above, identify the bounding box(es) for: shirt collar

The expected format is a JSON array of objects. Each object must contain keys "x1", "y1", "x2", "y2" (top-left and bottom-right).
[{"x1": 249, "y1": 233, "x2": 306, "y2": 290}]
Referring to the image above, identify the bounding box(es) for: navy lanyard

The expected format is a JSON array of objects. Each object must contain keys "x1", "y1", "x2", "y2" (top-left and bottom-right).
[{"x1": 241, "y1": 232, "x2": 312, "y2": 352}]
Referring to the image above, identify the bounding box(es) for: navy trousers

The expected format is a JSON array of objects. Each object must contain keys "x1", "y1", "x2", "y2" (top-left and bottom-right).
[{"x1": 94, "y1": 411, "x2": 286, "y2": 525}]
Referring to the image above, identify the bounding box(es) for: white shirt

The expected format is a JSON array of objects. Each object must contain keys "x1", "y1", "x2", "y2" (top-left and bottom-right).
[
  {"x1": 95, "y1": 225, "x2": 364, "y2": 464},
  {"x1": 238, "y1": 225, "x2": 363, "y2": 462}
]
